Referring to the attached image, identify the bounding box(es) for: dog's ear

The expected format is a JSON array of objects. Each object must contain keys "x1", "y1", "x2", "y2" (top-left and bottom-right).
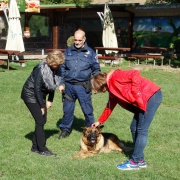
[
  {"x1": 97, "y1": 125, "x2": 104, "y2": 131},
  {"x1": 81, "y1": 127, "x2": 87, "y2": 133}
]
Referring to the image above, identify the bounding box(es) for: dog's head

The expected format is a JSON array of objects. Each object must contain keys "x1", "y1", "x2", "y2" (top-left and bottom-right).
[{"x1": 81, "y1": 125, "x2": 104, "y2": 146}]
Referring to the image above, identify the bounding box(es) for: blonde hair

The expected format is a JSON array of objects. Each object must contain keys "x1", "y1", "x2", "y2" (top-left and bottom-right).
[{"x1": 45, "y1": 50, "x2": 65, "y2": 66}]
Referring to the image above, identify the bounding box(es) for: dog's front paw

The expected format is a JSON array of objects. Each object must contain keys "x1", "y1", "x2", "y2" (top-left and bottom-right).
[{"x1": 72, "y1": 155, "x2": 79, "y2": 160}]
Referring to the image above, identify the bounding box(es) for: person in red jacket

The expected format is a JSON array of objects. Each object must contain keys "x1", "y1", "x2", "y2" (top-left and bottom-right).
[{"x1": 91, "y1": 69, "x2": 162, "y2": 170}]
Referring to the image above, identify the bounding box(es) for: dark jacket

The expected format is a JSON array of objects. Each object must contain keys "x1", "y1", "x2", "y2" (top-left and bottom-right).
[
  {"x1": 21, "y1": 65, "x2": 55, "y2": 108},
  {"x1": 59, "y1": 42, "x2": 100, "y2": 84}
]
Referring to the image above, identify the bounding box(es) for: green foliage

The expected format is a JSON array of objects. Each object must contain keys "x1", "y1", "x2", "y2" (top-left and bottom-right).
[
  {"x1": 174, "y1": 39, "x2": 180, "y2": 53},
  {"x1": 40, "y1": 0, "x2": 92, "y2": 5},
  {"x1": 0, "y1": 60, "x2": 180, "y2": 179},
  {"x1": 67, "y1": 36, "x2": 74, "y2": 47},
  {"x1": 146, "y1": 0, "x2": 180, "y2": 4},
  {"x1": 28, "y1": 15, "x2": 49, "y2": 37}
]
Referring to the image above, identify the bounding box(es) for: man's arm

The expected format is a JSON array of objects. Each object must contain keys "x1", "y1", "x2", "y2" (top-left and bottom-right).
[
  {"x1": 57, "y1": 51, "x2": 67, "y2": 86},
  {"x1": 91, "y1": 50, "x2": 101, "y2": 75}
]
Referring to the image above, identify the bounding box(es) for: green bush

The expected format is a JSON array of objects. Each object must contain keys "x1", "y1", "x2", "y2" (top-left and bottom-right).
[
  {"x1": 67, "y1": 36, "x2": 74, "y2": 47},
  {"x1": 174, "y1": 39, "x2": 180, "y2": 53}
]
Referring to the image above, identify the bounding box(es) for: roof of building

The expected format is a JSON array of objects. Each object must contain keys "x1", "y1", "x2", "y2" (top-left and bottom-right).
[
  {"x1": 91, "y1": 0, "x2": 146, "y2": 5},
  {"x1": 39, "y1": 2, "x2": 180, "y2": 17}
]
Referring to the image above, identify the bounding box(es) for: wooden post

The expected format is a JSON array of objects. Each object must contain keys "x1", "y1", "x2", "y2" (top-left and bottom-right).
[
  {"x1": 128, "y1": 12, "x2": 134, "y2": 50},
  {"x1": 53, "y1": 10, "x2": 59, "y2": 49},
  {"x1": 53, "y1": 26, "x2": 58, "y2": 49}
]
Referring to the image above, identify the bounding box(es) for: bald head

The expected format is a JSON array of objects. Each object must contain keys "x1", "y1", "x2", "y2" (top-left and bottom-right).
[
  {"x1": 74, "y1": 30, "x2": 85, "y2": 38},
  {"x1": 74, "y1": 30, "x2": 86, "y2": 49}
]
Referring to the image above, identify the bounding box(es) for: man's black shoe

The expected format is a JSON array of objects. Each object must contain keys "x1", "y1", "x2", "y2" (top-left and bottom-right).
[
  {"x1": 39, "y1": 150, "x2": 57, "y2": 157},
  {"x1": 58, "y1": 130, "x2": 70, "y2": 139}
]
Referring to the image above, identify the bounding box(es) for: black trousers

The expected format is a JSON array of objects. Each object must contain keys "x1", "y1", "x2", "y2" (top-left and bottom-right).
[{"x1": 25, "y1": 102, "x2": 48, "y2": 152}]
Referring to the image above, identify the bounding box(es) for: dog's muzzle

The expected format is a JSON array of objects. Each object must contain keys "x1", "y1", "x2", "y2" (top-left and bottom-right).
[{"x1": 87, "y1": 131, "x2": 98, "y2": 146}]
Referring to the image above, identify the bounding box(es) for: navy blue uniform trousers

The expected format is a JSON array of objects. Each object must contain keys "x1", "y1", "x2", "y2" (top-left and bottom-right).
[{"x1": 59, "y1": 82, "x2": 94, "y2": 132}]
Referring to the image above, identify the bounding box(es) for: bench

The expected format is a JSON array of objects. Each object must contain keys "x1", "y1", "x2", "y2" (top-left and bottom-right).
[
  {"x1": 0, "y1": 49, "x2": 20, "y2": 71},
  {"x1": 129, "y1": 54, "x2": 164, "y2": 66},
  {"x1": 98, "y1": 55, "x2": 122, "y2": 67},
  {"x1": 15, "y1": 60, "x2": 27, "y2": 70},
  {"x1": 0, "y1": 59, "x2": 27, "y2": 70},
  {"x1": 98, "y1": 56, "x2": 115, "y2": 60},
  {"x1": 125, "y1": 56, "x2": 136, "y2": 66}
]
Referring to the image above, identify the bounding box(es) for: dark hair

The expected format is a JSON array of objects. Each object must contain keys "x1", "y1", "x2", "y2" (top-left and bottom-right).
[{"x1": 91, "y1": 72, "x2": 107, "y2": 92}]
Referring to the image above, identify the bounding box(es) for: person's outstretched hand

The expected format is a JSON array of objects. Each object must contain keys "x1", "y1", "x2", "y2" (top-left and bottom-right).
[{"x1": 91, "y1": 122, "x2": 101, "y2": 128}]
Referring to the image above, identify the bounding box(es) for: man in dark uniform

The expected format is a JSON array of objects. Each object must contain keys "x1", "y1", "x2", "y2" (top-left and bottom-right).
[{"x1": 58, "y1": 29, "x2": 101, "y2": 139}]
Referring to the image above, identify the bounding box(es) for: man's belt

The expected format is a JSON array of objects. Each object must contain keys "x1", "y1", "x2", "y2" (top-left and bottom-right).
[
  {"x1": 67, "y1": 81, "x2": 91, "y2": 93},
  {"x1": 68, "y1": 82, "x2": 85, "y2": 85}
]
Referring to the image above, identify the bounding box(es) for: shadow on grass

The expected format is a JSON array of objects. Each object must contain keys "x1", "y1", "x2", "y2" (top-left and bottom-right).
[
  {"x1": 25, "y1": 116, "x2": 87, "y2": 141},
  {"x1": 0, "y1": 64, "x2": 18, "y2": 71},
  {"x1": 25, "y1": 129, "x2": 59, "y2": 140},
  {"x1": 120, "y1": 140, "x2": 134, "y2": 158},
  {"x1": 163, "y1": 57, "x2": 180, "y2": 68},
  {"x1": 56, "y1": 115, "x2": 87, "y2": 133}
]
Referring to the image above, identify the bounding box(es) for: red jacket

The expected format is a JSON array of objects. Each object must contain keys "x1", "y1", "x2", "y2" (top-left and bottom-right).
[{"x1": 98, "y1": 69, "x2": 161, "y2": 124}]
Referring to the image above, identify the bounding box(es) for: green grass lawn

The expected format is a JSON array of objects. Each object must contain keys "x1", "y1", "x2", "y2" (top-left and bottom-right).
[{"x1": 0, "y1": 60, "x2": 180, "y2": 180}]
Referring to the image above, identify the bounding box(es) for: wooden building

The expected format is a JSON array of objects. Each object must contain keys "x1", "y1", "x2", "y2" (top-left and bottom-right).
[{"x1": 0, "y1": 1, "x2": 180, "y2": 51}]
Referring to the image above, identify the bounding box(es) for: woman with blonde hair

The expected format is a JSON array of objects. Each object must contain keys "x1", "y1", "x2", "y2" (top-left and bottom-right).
[{"x1": 21, "y1": 50, "x2": 65, "y2": 156}]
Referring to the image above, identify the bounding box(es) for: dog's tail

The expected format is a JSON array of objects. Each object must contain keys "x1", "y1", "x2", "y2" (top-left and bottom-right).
[{"x1": 119, "y1": 142, "x2": 133, "y2": 152}]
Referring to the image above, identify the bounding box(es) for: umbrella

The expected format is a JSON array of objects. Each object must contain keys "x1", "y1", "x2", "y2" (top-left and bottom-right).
[
  {"x1": 5, "y1": 0, "x2": 25, "y2": 55},
  {"x1": 97, "y1": 3, "x2": 118, "y2": 54}
]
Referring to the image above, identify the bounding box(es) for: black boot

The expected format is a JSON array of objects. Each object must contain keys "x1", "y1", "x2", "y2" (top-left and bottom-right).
[{"x1": 58, "y1": 130, "x2": 70, "y2": 139}]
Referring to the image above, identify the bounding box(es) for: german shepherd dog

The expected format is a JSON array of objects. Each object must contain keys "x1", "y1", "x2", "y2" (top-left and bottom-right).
[{"x1": 72, "y1": 125, "x2": 132, "y2": 159}]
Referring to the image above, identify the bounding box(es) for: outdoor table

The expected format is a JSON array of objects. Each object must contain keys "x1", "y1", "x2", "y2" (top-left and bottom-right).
[
  {"x1": 0, "y1": 49, "x2": 20, "y2": 71},
  {"x1": 94, "y1": 47, "x2": 131, "y2": 54},
  {"x1": 137, "y1": 46, "x2": 167, "y2": 53}
]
